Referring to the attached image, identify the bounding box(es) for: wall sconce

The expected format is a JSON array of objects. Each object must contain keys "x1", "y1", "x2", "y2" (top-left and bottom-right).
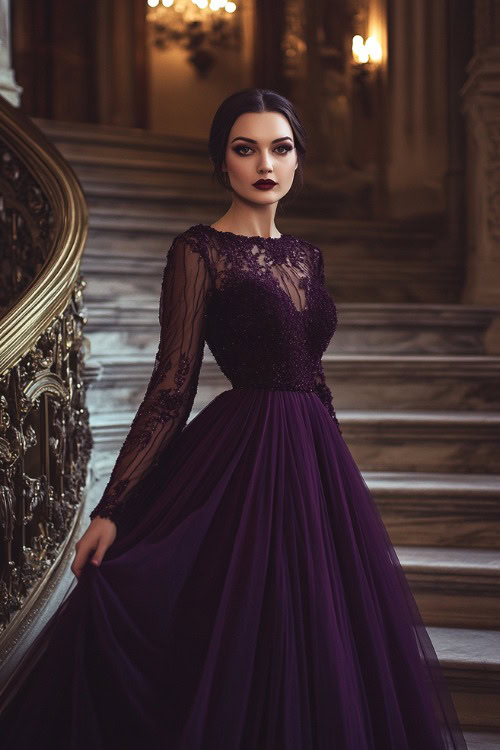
[
  {"x1": 351, "y1": 35, "x2": 382, "y2": 117},
  {"x1": 146, "y1": 0, "x2": 241, "y2": 78}
]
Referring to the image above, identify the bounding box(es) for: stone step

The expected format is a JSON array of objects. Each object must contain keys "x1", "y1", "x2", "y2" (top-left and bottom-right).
[
  {"x1": 80, "y1": 215, "x2": 462, "y2": 304},
  {"x1": 84, "y1": 350, "x2": 500, "y2": 414},
  {"x1": 83, "y1": 298, "x2": 499, "y2": 360},
  {"x1": 339, "y1": 410, "x2": 499, "y2": 474},
  {"x1": 88, "y1": 370, "x2": 500, "y2": 472},
  {"x1": 83, "y1": 298, "x2": 500, "y2": 356},
  {"x1": 40, "y1": 117, "x2": 466, "y2": 302},
  {"x1": 366, "y1": 471, "x2": 500, "y2": 549},
  {"x1": 429, "y1": 626, "x2": 500, "y2": 730},
  {"x1": 395, "y1": 546, "x2": 500, "y2": 628},
  {"x1": 89, "y1": 420, "x2": 500, "y2": 552},
  {"x1": 332, "y1": 303, "x2": 500, "y2": 355},
  {"x1": 81, "y1": 253, "x2": 165, "y2": 299},
  {"x1": 322, "y1": 353, "x2": 500, "y2": 411},
  {"x1": 464, "y1": 730, "x2": 500, "y2": 749}
]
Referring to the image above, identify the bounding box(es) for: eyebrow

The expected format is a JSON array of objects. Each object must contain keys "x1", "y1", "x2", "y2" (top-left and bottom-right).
[{"x1": 230, "y1": 136, "x2": 293, "y2": 144}]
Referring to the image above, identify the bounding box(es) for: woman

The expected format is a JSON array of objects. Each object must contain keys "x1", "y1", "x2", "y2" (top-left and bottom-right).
[{"x1": 0, "y1": 88, "x2": 467, "y2": 749}]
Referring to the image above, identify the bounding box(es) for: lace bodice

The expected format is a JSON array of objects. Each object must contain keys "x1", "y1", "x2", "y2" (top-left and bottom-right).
[{"x1": 89, "y1": 224, "x2": 340, "y2": 525}]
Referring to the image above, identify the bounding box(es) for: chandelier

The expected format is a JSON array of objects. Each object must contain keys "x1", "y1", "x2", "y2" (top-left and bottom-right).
[{"x1": 146, "y1": 0, "x2": 241, "y2": 78}]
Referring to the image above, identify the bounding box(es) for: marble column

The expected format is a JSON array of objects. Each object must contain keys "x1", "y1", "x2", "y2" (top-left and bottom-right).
[
  {"x1": 461, "y1": 0, "x2": 500, "y2": 304},
  {"x1": 0, "y1": 0, "x2": 22, "y2": 106}
]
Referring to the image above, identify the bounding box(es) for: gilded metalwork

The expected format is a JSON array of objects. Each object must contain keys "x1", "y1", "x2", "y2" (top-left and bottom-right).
[
  {"x1": 0, "y1": 280, "x2": 92, "y2": 631},
  {"x1": 0, "y1": 94, "x2": 91, "y2": 634},
  {"x1": 0, "y1": 146, "x2": 54, "y2": 313}
]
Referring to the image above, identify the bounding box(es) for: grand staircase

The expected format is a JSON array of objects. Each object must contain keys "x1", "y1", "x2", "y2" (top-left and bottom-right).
[{"x1": 38, "y1": 118, "x2": 500, "y2": 749}]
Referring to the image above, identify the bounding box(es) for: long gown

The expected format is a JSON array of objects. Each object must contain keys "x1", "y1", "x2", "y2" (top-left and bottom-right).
[{"x1": 0, "y1": 223, "x2": 468, "y2": 749}]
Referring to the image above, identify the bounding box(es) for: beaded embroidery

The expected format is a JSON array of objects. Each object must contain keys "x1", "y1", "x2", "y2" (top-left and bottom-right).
[{"x1": 90, "y1": 223, "x2": 341, "y2": 524}]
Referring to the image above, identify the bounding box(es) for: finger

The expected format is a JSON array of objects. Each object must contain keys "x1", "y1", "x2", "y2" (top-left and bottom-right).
[
  {"x1": 91, "y1": 539, "x2": 109, "y2": 567},
  {"x1": 72, "y1": 540, "x2": 96, "y2": 579}
]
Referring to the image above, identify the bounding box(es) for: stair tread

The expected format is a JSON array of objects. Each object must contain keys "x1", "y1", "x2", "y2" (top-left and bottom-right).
[
  {"x1": 336, "y1": 410, "x2": 500, "y2": 423},
  {"x1": 320, "y1": 353, "x2": 500, "y2": 363},
  {"x1": 394, "y1": 545, "x2": 500, "y2": 572},
  {"x1": 427, "y1": 626, "x2": 500, "y2": 666},
  {"x1": 464, "y1": 731, "x2": 500, "y2": 750},
  {"x1": 85, "y1": 297, "x2": 500, "y2": 314},
  {"x1": 89, "y1": 421, "x2": 500, "y2": 496},
  {"x1": 362, "y1": 470, "x2": 500, "y2": 493},
  {"x1": 90, "y1": 405, "x2": 500, "y2": 423},
  {"x1": 94, "y1": 351, "x2": 500, "y2": 365}
]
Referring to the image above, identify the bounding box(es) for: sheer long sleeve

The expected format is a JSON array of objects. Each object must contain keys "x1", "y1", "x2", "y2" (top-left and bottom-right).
[
  {"x1": 89, "y1": 232, "x2": 212, "y2": 526},
  {"x1": 312, "y1": 359, "x2": 342, "y2": 434},
  {"x1": 311, "y1": 243, "x2": 342, "y2": 434}
]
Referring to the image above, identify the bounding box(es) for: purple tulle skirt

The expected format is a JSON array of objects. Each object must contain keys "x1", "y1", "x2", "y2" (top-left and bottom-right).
[{"x1": 0, "y1": 388, "x2": 467, "y2": 749}]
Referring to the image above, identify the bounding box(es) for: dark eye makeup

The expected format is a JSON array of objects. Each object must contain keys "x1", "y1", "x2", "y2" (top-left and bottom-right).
[{"x1": 233, "y1": 144, "x2": 294, "y2": 156}]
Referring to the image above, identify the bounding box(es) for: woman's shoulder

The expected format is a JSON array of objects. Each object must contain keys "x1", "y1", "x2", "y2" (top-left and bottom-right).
[
  {"x1": 171, "y1": 223, "x2": 208, "y2": 246},
  {"x1": 168, "y1": 224, "x2": 216, "y2": 281}
]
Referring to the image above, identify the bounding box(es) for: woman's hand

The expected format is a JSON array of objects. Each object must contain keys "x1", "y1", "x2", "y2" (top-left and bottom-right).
[{"x1": 71, "y1": 516, "x2": 117, "y2": 580}]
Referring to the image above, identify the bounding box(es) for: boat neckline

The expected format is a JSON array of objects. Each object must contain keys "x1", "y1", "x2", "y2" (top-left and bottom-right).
[{"x1": 201, "y1": 223, "x2": 290, "y2": 242}]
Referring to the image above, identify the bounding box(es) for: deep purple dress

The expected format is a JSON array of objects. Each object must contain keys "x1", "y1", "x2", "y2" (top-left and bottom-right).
[{"x1": 0, "y1": 224, "x2": 467, "y2": 749}]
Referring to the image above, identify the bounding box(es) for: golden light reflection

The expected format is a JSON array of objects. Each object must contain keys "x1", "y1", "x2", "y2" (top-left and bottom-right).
[
  {"x1": 352, "y1": 35, "x2": 382, "y2": 65},
  {"x1": 147, "y1": 0, "x2": 237, "y2": 11}
]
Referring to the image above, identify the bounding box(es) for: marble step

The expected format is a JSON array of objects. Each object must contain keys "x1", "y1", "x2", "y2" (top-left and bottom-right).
[
  {"x1": 80, "y1": 222, "x2": 462, "y2": 305},
  {"x1": 89, "y1": 418, "x2": 500, "y2": 550},
  {"x1": 88, "y1": 401, "x2": 500, "y2": 474},
  {"x1": 428, "y1": 626, "x2": 500, "y2": 730},
  {"x1": 81, "y1": 194, "x2": 441, "y2": 258},
  {"x1": 322, "y1": 354, "x2": 500, "y2": 411},
  {"x1": 340, "y1": 410, "x2": 500, "y2": 474},
  {"x1": 464, "y1": 730, "x2": 500, "y2": 749},
  {"x1": 40, "y1": 117, "x2": 466, "y2": 301},
  {"x1": 366, "y1": 471, "x2": 500, "y2": 550},
  {"x1": 332, "y1": 303, "x2": 500, "y2": 355},
  {"x1": 84, "y1": 351, "x2": 500, "y2": 414},
  {"x1": 90, "y1": 411, "x2": 500, "y2": 548},
  {"x1": 395, "y1": 546, "x2": 500, "y2": 628},
  {"x1": 91, "y1": 411, "x2": 500, "y2": 549},
  {"x1": 83, "y1": 298, "x2": 500, "y2": 356},
  {"x1": 86, "y1": 359, "x2": 500, "y2": 473},
  {"x1": 35, "y1": 117, "x2": 210, "y2": 172}
]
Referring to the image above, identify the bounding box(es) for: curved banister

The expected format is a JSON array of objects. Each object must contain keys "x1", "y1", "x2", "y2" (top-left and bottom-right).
[
  {"x1": 0, "y1": 94, "x2": 88, "y2": 374},
  {"x1": 0, "y1": 94, "x2": 92, "y2": 649}
]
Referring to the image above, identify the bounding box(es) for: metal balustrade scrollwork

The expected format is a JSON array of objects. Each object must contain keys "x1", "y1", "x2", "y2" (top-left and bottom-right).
[{"x1": 0, "y1": 94, "x2": 91, "y2": 640}]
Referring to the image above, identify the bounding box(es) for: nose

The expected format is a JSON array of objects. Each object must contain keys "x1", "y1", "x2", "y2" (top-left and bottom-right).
[{"x1": 258, "y1": 152, "x2": 273, "y2": 173}]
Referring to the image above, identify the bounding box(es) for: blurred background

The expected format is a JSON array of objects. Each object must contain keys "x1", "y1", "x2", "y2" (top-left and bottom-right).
[{"x1": 0, "y1": 2, "x2": 499, "y2": 747}]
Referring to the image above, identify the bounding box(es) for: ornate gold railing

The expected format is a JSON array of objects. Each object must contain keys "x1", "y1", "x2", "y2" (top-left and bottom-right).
[{"x1": 0, "y1": 95, "x2": 91, "y2": 638}]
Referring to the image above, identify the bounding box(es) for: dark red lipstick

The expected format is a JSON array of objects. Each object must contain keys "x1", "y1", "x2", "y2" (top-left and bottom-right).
[{"x1": 253, "y1": 179, "x2": 277, "y2": 190}]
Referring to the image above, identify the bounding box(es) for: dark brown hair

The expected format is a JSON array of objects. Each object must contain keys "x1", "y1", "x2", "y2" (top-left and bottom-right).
[{"x1": 208, "y1": 88, "x2": 307, "y2": 205}]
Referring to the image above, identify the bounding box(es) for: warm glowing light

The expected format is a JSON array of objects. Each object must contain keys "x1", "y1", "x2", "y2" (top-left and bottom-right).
[
  {"x1": 352, "y1": 34, "x2": 381, "y2": 64},
  {"x1": 365, "y1": 36, "x2": 382, "y2": 62},
  {"x1": 150, "y1": 0, "x2": 238, "y2": 13}
]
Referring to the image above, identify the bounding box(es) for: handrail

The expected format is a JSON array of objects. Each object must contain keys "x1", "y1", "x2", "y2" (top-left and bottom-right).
[
  {"x1": 0, "y1": 95, "x2": 92, "y2": 642},
  {"x1": 0, "y1": 94, "x2": 88, "y2": 373}
]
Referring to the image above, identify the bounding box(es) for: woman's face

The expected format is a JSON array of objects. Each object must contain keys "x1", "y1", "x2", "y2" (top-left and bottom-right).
[{"x1": 222, "y1": 111, "x2": 298, "y2": 203}]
